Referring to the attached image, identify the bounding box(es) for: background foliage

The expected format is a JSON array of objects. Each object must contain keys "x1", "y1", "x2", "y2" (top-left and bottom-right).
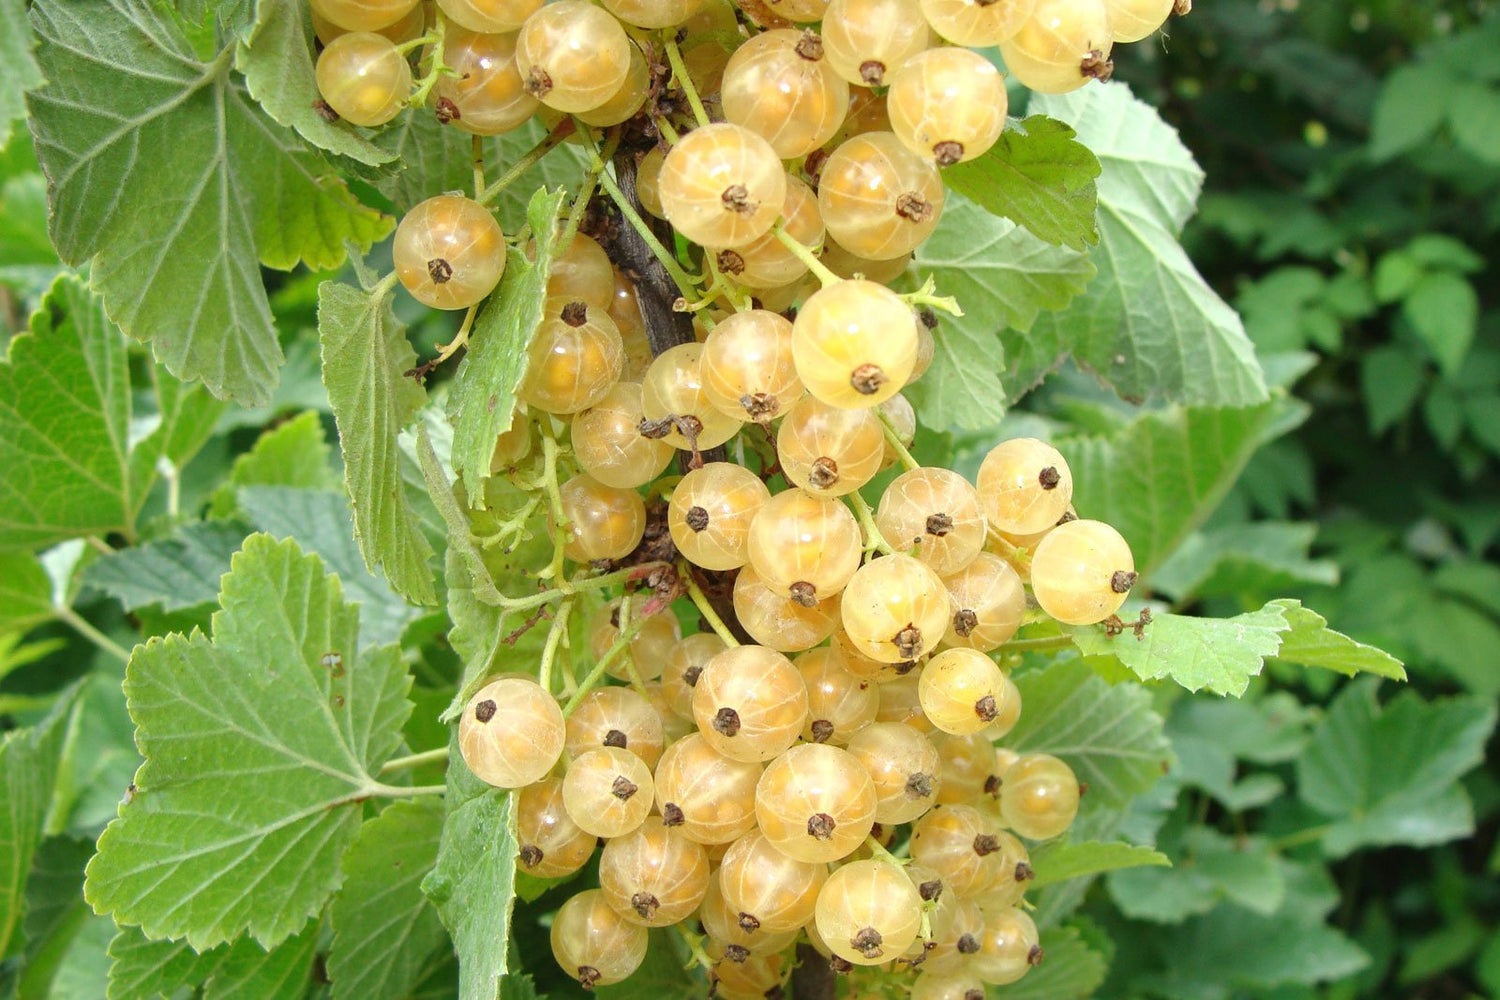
[{"x1": 0, "y1": 0, "x2": 1496, "y2": 997}]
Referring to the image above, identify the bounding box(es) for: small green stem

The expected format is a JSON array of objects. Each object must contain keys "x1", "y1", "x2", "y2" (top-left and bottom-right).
[
  {"x1": 663, "y1": 37, "x2": 711, "y2": 128},
  {"x1": 848, "y1": 491, "x2": 894, "y2": 557},
  {"x1": 772, "y1": 224, "x2": 840, "y2": 288},
  {"x1": 877, "y1": 411, "x2": 920, "y2": 472},
  {"x1": 539, "y1": 419, "x2": 570, "y2": 582},
  {"x1": 478, "y1": 123, "x2": 573, "y2": 205},
  {"x1": 370, "y1": 782, "x2": 447, "y2": 799},
  {"x1": 563, "y1": 596, "x2": 650, "y2": 716},
  {"x1": 987, "y1": 526, "x2": 1033, "y2": 577},
  {"x1": 394, "y1": 31, "x2": 440, "y2": 56},
  {"x1": 406, "y1": 15, "x2": 452, "y2": 108},
  {"x1": 863, "y1": 834, "x2": 908, "y2": 866},
  {"x1": 1273, "y1": 824, "x2": 1331, "y2": 851},
  {"x1": 539, "y1": 598, "x2": 573, "y2": 696},
  {"x1": 472, "y1": 134, "x2": 485, "y2": 200},
  {"x1": 902, "y1": 274, "x2": 964, "y2": 316},
  {"x1": 56, "y1": 607, "x2": 132, "y2": 665},
  {"x1": 590, "y1": 151, "x2": 700, "y2": 293},
  {"x1": 674, "y1": 925, "x2": 716, "y2": 971},
  {"x1": 681, "y1": 563, "x2": 739, "y2": 646},
  {"x1": 655, "y1": 114, "x2": 682, "y2": 145},
  {"x1": 86, "y1": 536, "x2": 115, "y2": 557},
  {"x1": 997, "y1": 634, "x2": 1075, "y2": 654},
  {"x1": 379, "y1": 746, "x2": 451, "y2": 776}
]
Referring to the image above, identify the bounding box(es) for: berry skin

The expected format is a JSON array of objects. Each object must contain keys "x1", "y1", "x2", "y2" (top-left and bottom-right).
[
  {"x1": 999, "y1": 752, "x2": 1080, "y2": 840},
  {"x1": 971, "y1": 906, "x2": 1042, "y2": 985},
  {"x1": 516, "y1": 777, "x2": 597, "y2": 878},
  {"x1": 312, "y1": 2, "x2": 425, "y2": 43},
  {"x1": 521, "y1": 298, "x2": 625, "y2": 415},
  {"x1": 589, "y1": 599, "x2": 681, "y2": 682},
  {"x1": 699, "y1": 873, "x2": 802, "y2": 958},
  {"x1": 919, "y1": 0, "x2": 1036, "y2": 46},
  {"x1": 720, "y1": 176, "x2": 826, "y2": 291},
  {"x1": 668, "y1": 463, "x2": 772, "y2": 571},
  {"x1": 661, "y1": 632, "x2": 727, "y2": 721},
  {"x1": 910, "y1": 803, "x2": 1010, "y2": 898},
  {"x1": 818, "y1": 132, "x2": 945, "y2": 261},
  {"x1": 874, "y1": 672, "x2": 935, "y2": 734},
  {"x1": 561, "y1": 746, "x2": 655, "y2": 839},
  {"x1": 999, "y1": 0, "x2": 1115, "y2": 94},
  {"x1": 975, "y1": 828, "x2": 1033, "y2": 910},
  {"x1": 942, "y1": 552, "x2": 1027, "y2": 652},
  {"x1": 708, "y1": 951, "x2": 788, "y2": 1000},
  {"x1": 433, "y1": 27, "x2": 539, "y2": 135},
  {"x1": 554, "y1": 473, "x2": 645, "y2": 563},
  {"x1": 814, "y1": 859, "x2": 924, "y2": 966},
  {"x1": 550, "y1": 888, "x2": 649, "y2": 988},
  {"x1": 840, "y1": 554, "x2": 952, "y2": 664},
  {"x1": 719, "y1": 829, "x2": 829, "y2": 934},
  {"x1": 653, "y1": 733, "x2": 763, "y2": 845},
  {"x1": 755, "y1": 742, "x2": 877, "y2": 863},
  {"x1": 793, "y1": 279, "x2": 920, "y2": 408},
  {"x1": 876, "y1": 467, "x2": 987, "y2": 576},
  {"x1": 311, "y1": 0, "x2": 421, "y2": 32},
  {"x1": 733, "y1": 565, "x2": 844, "y2": 653},
  {"x1": 746, "y1": 488, "x2": 863, "y2": 607},
  {"x1": 577, "y1": 38, "x2": 651, "y2": 127},
  {"x1": 571, "y1": 383, "x2": 675, "y2": 489},
  {"x1": 934, "y1": 731, "x2": 994, "y2": 805},
  {"x1": 721, "y1": 30, "x2": 850, "y2": 159},
  {"x1": 878, "y1": 393, "x2": 918, "y2": 469},
  {"x1": 514, "y1": 0, "x2": 631, "y2": 112},
  {"x1": 918, "y1": 647, "x2": 1011, "y2": 736},
  {"x1": 393, "y1": 195, "x2": 507, "y2": 310},
  {"x1": 458, "y1": 677, "x2": 564, "y2": 788},
  {"x1": 489, "y1": 414, "x2": 532, "y2": 472},
  {"x1": 887, "y1": 46, "x2": 1008, "y2": 165},
  {"x1": 1108, "y1": 0, "x2": 1177, "y2": 41},
  {"x1": 598, "y1": 815, "x2": 711, "y2": 926},
  {"x1": 821, "y1": 235, "x2": 913, "y2": 285},
  {"x1": 913, "y1": 966, "x2": 989, "y2": 1000},
  {"x1": 314, "y1": 32, "x2": 411, "y2": 127},
  {"x1": 636, "y1": 146, "x2": 668, "y2": 221},
  {"x1": 692, "y1": 645, "x2": 810, "y2": 763},
  {"x1": 845, "y1": 721, "x2": 942, "y2": 824},
  {"x1": 821, "y1": 0, "x2": 934, "y2": 87},
  {"x1": 658, "y1": 123, "x2": 788, "y2": 249},
  {"x1": 641, "y1": 343, "x2": 744, "y2": 451},
  {"x1": 601, "y1": 0, "x2": 708, "y2": 28},
  {"x1": 976, "y1": 437, "x2": 1074, "y2": 535},
  {"x1": 778, "y1": 395, "x2": 886, "y2": 499},
  {"x1": 797, "y1": 647, "x2": 879, "y2": 745},
  {"x1": 547, "y1": 233, "x2": 615, "y2": 308},
  {"x1": 1029, "y1": 518, "x2": 1135, "y2": 625},
  {"x1": 565, "y1": 685, "x2": 665, "y2": 769},
  {"x1": 700, "y1": 310, "x2": 805, "y2": 422},
  {"x1": 437, "y1": 0, "x2": 542, "y2": 32}
]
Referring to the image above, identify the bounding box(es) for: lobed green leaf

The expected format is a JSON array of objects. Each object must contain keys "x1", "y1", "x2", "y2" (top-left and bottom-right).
[{"x1": 1028, "y1": 839, "x2": 1170, "y2": 889}]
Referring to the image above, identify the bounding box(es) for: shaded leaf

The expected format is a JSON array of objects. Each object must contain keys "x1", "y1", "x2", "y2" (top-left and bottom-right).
[
  {"x1": 1152, "y1": 522, "x2": 1339, "y2": 603},
  {"x1": 1027, "y1": 840, "x2": 1169, "y2": 888},
  {"x1": 1068, "y1": 603, "x2": 1288, "y2": 697},
  {"x1": 83, "y1": 521, "x2": 249, "y2": 613}
]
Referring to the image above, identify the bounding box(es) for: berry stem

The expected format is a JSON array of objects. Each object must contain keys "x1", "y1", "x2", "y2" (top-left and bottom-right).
[
  {"x1": 562, "y1": 595, "x2": 651, "y2": 715},
  {"x1": 539, "y1": 597, "x2": 573, "y2": 696},
  {"x1": 902, "y1": 274, "x2": 964, "y2": 316},
  {"x1": 986, "y1": 526, "x2": 1034, "y2": 577},
  {"x1": 378, "y1": 746, "x2": 451, "y2": 776},
  {"x1": 672, "y1": 924, "x2": 716, "y2": 971},
  {"x1": 405, "y1": 12, "x2": 453, "y2": 108},
  {"x1": 56, "y1": 606, "x2": 132, "y2": 665},
  {"x1": 680, "y1": 561, "x2": 740, "y2": 646},
  {"x1": 877, "y1": 411, "x2": 920, "y2": 472},
  {"x1": 478, "y1": 121, "x2": 574, "y2": 206},
  {"x1": 662, "y1": 36, "x2": 712, "y2": 129},
  {"x1": 771, "y1": 223, "x2": 841, "y2": 288},
  {"x1": 996, "y1": 634, "x2": 1075, "y2": 654},
  {"x1": 863, "y1": 834, "x2": 908, "y2": 866},
  {"x1": 848, "y1": 491, "x2": 895, "y2": 557},
  {"x1": 538, "y1": 418, "x2": 571, "y2": 583},
  {"x1": 472, "y1": 134, "x2": 485, "y2": 201}
]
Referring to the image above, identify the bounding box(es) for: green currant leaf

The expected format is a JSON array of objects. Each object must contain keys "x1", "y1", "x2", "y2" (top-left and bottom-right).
[
  {"x1": 209, "y1": 411, "x2": 337, "y2": 517},
  {"x1": 1296, "y1": 680, "x2": 1496, "y2": 857},
  {"x1": 240, "y1": 486, "x2": 421, "y2": 647},
  {"x1": 0, "y1": 550, "x2": 53, "y2": 635},
  {"x1": 1270, "y1": 599, "x2": 1406, "y2": 681},
  {"x1": 1151, "y1": 522, "x2": 1340, "y2": 604},
  {"x1": 1056, "y1": 402, "x2": 1284, "y2": 579},
  {"x1": 26, "y1": 0, "x2": 390, "y2": 406},
  {"x1": 83, "y1": 533, "x2": 414, "y2": 949},
  {"x1": 1403, "y1": 270, "x2": 1478, "y2": 377},
  {"x1": 1, "y1": 684, "x2": 81, "y2": 958},
  {"x1": 0, "y1": 275, "x2": 220, "y2": 549},
  {"x1": 942, "y1": 115, "x2": 1101, "y2": 251},
  {"x1": 1069, "y1": 604, "x2": 1289, "y2": 697},
  {"x1": 447, "y1": 187, "x2": 569, "y2": 500},
  {"x1": 318, "y1": 275, "x2": 438, "y2": 606},
  {"x1": 235, "y1": 0, "x2": 395, "y2": 167},
  {"x1": 1006, "y1": 659, "x2": 1171, "y2": 809},
  {"x1": 990, "y1": 922, "x2": 1108, "y2": 999},
  {"x1": 106, "y1": 920, "x2": 321, "y2": 1000},
  {"x1": 328, "y1": 799, "x2": 447, "y2": 1000},
  {"x1": 374, "y1": 110, "x2": 476, "y2": 212},
  {"x1": 1027, "y1": 82, "x2": 1268, "y2": 409},
  {"x1": 0, "y1": 0, "x2": 42, "y2": 151},
  {"x1": 83, "y1": 520, "x2": 250, "y2": 614},
  {"x1": 1028, "y1": 840, "x2": 1170, "y2": 889},
  {"x1": 1108, "y1": 828, "x2": 1285, "y2": 923},
  {"x1": 421, "y1": 734, "x2": 520, "y2": 1000},
  {"x1": 909, "y1": 194, "x2": 1096, "y2": 430},
  {"x1": 14, "y1": 835, "x2": 96, "y2": 997},
  {"x1": 594, "y1": 930, "x2": 705, "y2": 1000},
  {"x1": 1368, "y1": 63, "x2": 1453, "y2": 162}
]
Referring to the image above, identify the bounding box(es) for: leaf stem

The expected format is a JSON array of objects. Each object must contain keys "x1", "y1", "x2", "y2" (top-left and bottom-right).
[
  {"x1": 877, "y1": 411, "x2": 920, "y2": 472},
  {"x1": 56, "y1": 607, "x2": 132, "y2": 665},
  {"x1": 996, "y1": 634, "x2": 1075, "y2": 654},
  {"x1": 379, "y1": 746, "x2": 451, "y2": 776},
  {"x1": 902, "y1": 274, "x2": 964, "y2": 316},
  {"x1": 1272, "y1": 824, "x2": 1331, "y2": 851},
  {"x1": 539, "y1": 597, "x2": 574, "y2": 695},
  {"x1": 478, "y1": 122, "x2": 574, "y2": 205},
  {"x1": 663, "y1": 37, "x2": 711, "y2": 128},
  {"x1": 370, "y1": 782, "x2": 447, "y2": 799},
  {"x1": 772, "y1": 223, "x2": 840, "y2": 288},
  {"x1": 681, "y1": 563, "x2": 739, "y2": 646}
]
